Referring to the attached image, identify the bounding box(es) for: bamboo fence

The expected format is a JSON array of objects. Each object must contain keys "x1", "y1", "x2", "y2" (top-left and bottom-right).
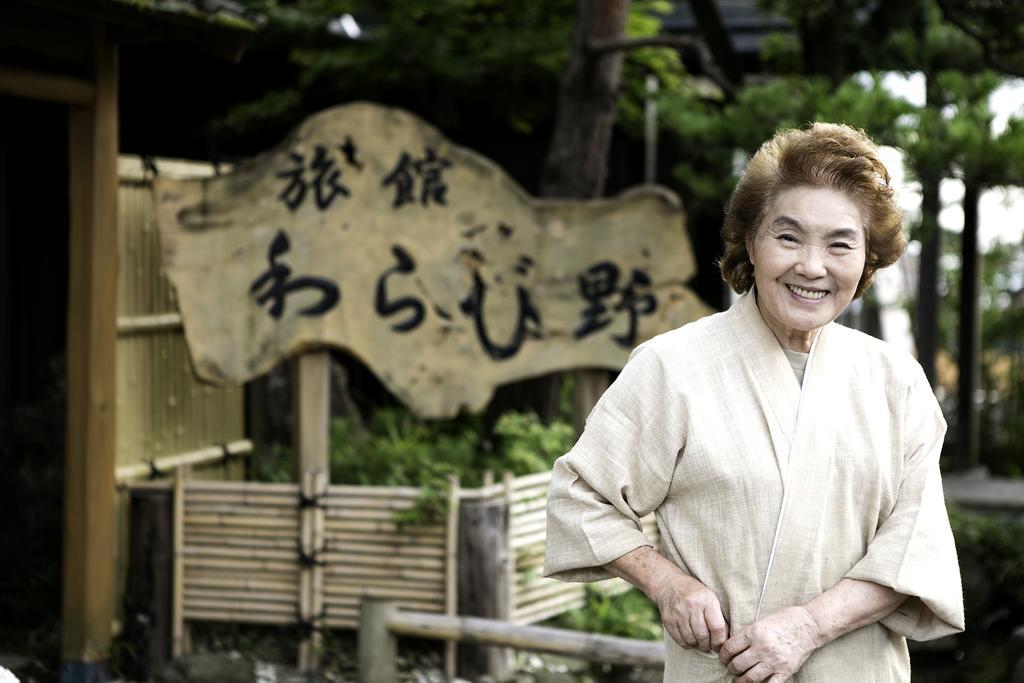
[
  {"x1": 138, "y1": 467, "x2": 661, "y2": 658},
  {"x1": 503, "y1": 471, "x2": 660, "y2": 625}
]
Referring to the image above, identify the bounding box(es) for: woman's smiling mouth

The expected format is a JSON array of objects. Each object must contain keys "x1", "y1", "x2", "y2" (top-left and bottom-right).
[{"x1": 786, "y1": 284, "x2": 828, "y2": 300}]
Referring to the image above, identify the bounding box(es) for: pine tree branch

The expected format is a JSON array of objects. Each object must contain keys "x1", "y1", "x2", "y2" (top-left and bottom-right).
[
  {"x1": 586, "y1": 35, "x2": 739, "y2": 99},
  {"x1": 934, "y1": 0, "x2": 1024, "y2": 78}
]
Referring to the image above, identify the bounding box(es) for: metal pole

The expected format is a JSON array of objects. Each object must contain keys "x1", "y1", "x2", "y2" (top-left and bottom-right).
[{"x1": 644, "y1": 74, "x2": 659, "y2": 184}]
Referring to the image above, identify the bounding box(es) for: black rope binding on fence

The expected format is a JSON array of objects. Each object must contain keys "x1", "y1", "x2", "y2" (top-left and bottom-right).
[
  {"x1": 217, "y1": 442, "x2": 233, "y2": 466},
  {"x1": 147, "y1": 459, "x2": 164, "y2": 480},
  {"x1": 296, "y1": 540, "x2": 328, "y2": 568},
  {"x1": 141, "y1": 155, "x2": 159, "y2": 178},
  {"x1": 298, "y1": 490, "x2": 323, "y2": 509}
]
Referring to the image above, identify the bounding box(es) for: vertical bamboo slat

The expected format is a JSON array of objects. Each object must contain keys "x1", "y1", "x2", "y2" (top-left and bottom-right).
[
  {"x1": 444, "y1": 475, "x2": 460, "y2": 679},
  {"x1": 502, "y1": 471, "x2": 516, "y2": 625},
  {"x1": 171, "y1": 466, "x2": 187, "y2": 656},
  {"x1": 312, "y1": 470, "x2": 327, "y2": 666}
]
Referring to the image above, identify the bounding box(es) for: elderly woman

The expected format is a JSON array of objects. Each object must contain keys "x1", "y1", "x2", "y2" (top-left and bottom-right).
[{"x1": 544, "y1": 123, "x2": 964, "y2": 682}]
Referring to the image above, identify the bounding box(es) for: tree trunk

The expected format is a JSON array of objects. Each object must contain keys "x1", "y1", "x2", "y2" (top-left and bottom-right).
[
  {"x1": 915, "y1": 73, "x2": 943, "y2": 387},
  {"x1": 916, "y1": 174, "x2": 942, "y2": 386},
  {"x1": 487, "y1": 0, "x2": 630, "y2": 426},
  {"x1": 956, "y1": 181, "x2": 981, "y2": 470},
  {"x1": 540, "y1": 0, "x2": 630, "y2": 199},
  {"x1": 687, "y1": 0, "x2": 743, "y2": 88}
]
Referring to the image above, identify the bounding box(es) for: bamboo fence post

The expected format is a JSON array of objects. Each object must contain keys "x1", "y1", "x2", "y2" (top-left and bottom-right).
[
  {"x1": 503, "y1": 470, "x2": 516, "y2": 625},
  {"x1": 358, "y1": 598, "x2": 398, "y2": 683},
  {"x1": 171, "y1": 466, "x2": 189, "y2": 656},
  {"x1": 444, "y1": 475, "x2": 460, "y2": 680},
  {"x1": 294, "y1": 349, "x2": 329, "y2": 672},
  {"x1": 298, "y1": 470, "x2": 326, "y2": 671},
  {"x1": 312, "y1": 470, "x2": 327, "y2": 663}
]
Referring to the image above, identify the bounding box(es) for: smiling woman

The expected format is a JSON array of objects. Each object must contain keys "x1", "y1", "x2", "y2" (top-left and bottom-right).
[{"x1": 544, "y1": 123, "x2": 964, "y2": 683}]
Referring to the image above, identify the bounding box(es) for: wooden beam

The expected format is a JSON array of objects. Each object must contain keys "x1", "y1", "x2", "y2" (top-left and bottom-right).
[
  {"x1": 0, "y1": 66, "x2": 95, "y2": 105},
  {"x1": 61, "y1": 21, "x2": 119, "y2": 670},
  {"x1": 293, "y1": 351, "x2": 330, "y2": 479},
  {"x1": 386, "y1": 609, "x2": 666, "y2": 667},
  {"x1": 294, "y1": 351, "x2": 330, "y2": 672}
]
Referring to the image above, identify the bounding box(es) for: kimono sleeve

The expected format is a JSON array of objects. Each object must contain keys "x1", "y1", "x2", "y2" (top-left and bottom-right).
[
  {"x1": 844, "y1": 371, "x2": 965, "y2": 640},
  {"x1": 544, "y1": 342, "x2": 685, "y2": 582}
]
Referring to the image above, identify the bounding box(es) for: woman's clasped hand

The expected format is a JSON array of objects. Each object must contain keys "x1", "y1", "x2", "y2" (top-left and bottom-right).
[
  {"x1": 652, "y1": 572, "x2": 729, "y2": 654},
  {"x1": 717, "y1": 607, "x2": 822, "y2": 683}
]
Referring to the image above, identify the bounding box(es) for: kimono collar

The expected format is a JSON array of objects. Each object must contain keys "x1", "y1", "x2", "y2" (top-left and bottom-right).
[
  {"x1": 727, "y1": 289, "x2": 836, "y2": 455},
  {"x1": 732, "y1": 288, "x2": 833, "y2": 367}
]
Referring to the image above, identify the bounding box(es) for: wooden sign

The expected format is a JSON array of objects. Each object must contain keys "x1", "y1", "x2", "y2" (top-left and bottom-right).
[{"x1": 154, "y1": 102, "x2": 710, "y2": 417}]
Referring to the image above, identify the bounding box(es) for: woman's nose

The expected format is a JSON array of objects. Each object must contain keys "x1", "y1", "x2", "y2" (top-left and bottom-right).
[{"x1": 795, "y1": 245, "x2": 827, "y2": 277}]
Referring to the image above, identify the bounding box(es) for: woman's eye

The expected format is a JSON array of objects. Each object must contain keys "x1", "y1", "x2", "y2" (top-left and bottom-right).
[
  {"x1": 830, "y1": 242, "x2": 853, "y2": 250},
  {"x1": 778, "y1": 234, "x2": 798, "y2": 243}
]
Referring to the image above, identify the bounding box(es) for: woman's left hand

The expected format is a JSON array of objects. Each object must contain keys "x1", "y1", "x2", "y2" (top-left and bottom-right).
[{"x1": 718, "y1": 606, "x2": 822, "y2": 682}]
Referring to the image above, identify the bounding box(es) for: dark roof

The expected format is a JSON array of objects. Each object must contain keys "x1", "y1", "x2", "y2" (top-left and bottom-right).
[
  {"x1": 11, "y1": 0, "x2": 263, "y2": 61},
  {"x1": 106, "y1": 0, "x2": 261, "y2": 32},
  {"x1": 661, "y1": 0, "x2": 793, "y2": 54}
]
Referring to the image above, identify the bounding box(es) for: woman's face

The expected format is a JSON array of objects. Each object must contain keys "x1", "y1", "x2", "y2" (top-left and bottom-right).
[{"x1": 746, "y1": 185, "x2": 867, "y2": 351}]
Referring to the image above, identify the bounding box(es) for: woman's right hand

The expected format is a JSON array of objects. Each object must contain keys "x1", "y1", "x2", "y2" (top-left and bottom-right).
[{"x1": 652, "y1": 572, "x2": 730, "y2": 653}]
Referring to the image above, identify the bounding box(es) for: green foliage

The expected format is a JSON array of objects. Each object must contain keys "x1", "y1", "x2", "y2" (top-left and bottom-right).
[
  {"x1": 226, "y1": 0, "x2": 684, "y2": 148},
  {"x1": 326, "y1": 407, "x2": 478, "y2": 523},
  {"x1": 947, "y1": 506, "x2": 1024, "y2": 681},
  {"x1": 547, "y1": 585, "x2": 662, "y2": 641},
  {"x1": 255, "y1": 406, "x2": 573, "y2": 524},
  {"x1": 758, "y1": 32, "x2": 804, "y2": 75},
  {"x1": 978, "y1": 238, "x2": 1024, "y2": 476},
  {"x1": 488, "y1": 411, "x2": 574, "y2": 476},
  {"x1": 226, "y1": 0, "x2": 576, "y2": 136},
  {"x1": 661, "y1": 73, "x2": 911, "y2": 217}
]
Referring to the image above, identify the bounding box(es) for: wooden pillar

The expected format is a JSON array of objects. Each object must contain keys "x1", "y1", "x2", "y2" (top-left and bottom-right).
[
  {"x1": 457, "y1": 499, "x2": 511, "y2": 679},
  {"x1": 293, "y1": 350, "x2": 330, "y2": 478},
  {"x1": 61, "y1": 23, "x2": 118, "y2": 682},
  {"x1": 121, "y1": 486, "x2": 174, "y2": 680},
  {"x1": 358, "y1": 598, "x2": 398, "y2": 683},
  {"x1": 293, "y1": 350, "x2": 329, "y2": 672}
]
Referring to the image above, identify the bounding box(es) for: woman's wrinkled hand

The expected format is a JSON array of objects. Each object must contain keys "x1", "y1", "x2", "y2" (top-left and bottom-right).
[
  {"x1": 718, "y1": 606, "x2": 822, "y2": 682},
  {"x1": 652, "y1": 573, "x2": 729, "y2": 653}
]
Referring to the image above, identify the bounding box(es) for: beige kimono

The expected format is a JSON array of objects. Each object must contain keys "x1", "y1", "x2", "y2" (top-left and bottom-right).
[{"x1": 544, "y1": 291, "x2": 964, "y2": 682}]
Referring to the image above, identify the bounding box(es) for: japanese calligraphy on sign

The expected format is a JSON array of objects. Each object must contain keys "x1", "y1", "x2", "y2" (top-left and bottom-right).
[{"x1": 154, "y1": 102, "x2": 711, "y2": 418}]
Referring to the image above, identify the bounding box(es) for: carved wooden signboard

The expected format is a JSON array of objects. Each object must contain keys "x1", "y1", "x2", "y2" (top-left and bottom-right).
[{"x1": 154, "y1": 102, "x2": 710, "y2": 417}]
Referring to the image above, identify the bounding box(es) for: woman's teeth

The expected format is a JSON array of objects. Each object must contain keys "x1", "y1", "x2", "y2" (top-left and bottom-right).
[{"x1": 787, "y1": 285, "x2": 827, "y2": 300}]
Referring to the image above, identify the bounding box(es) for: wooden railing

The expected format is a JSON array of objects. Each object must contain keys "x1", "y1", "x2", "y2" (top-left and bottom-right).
[{"x1": 357, "y1": 598, "x2": 665, "y2": 683}]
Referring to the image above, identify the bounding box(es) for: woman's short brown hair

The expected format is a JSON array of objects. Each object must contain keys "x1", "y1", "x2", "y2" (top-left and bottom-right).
[{"x1": 719, "y1": 122, "x2": 905, "y2": 298}]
